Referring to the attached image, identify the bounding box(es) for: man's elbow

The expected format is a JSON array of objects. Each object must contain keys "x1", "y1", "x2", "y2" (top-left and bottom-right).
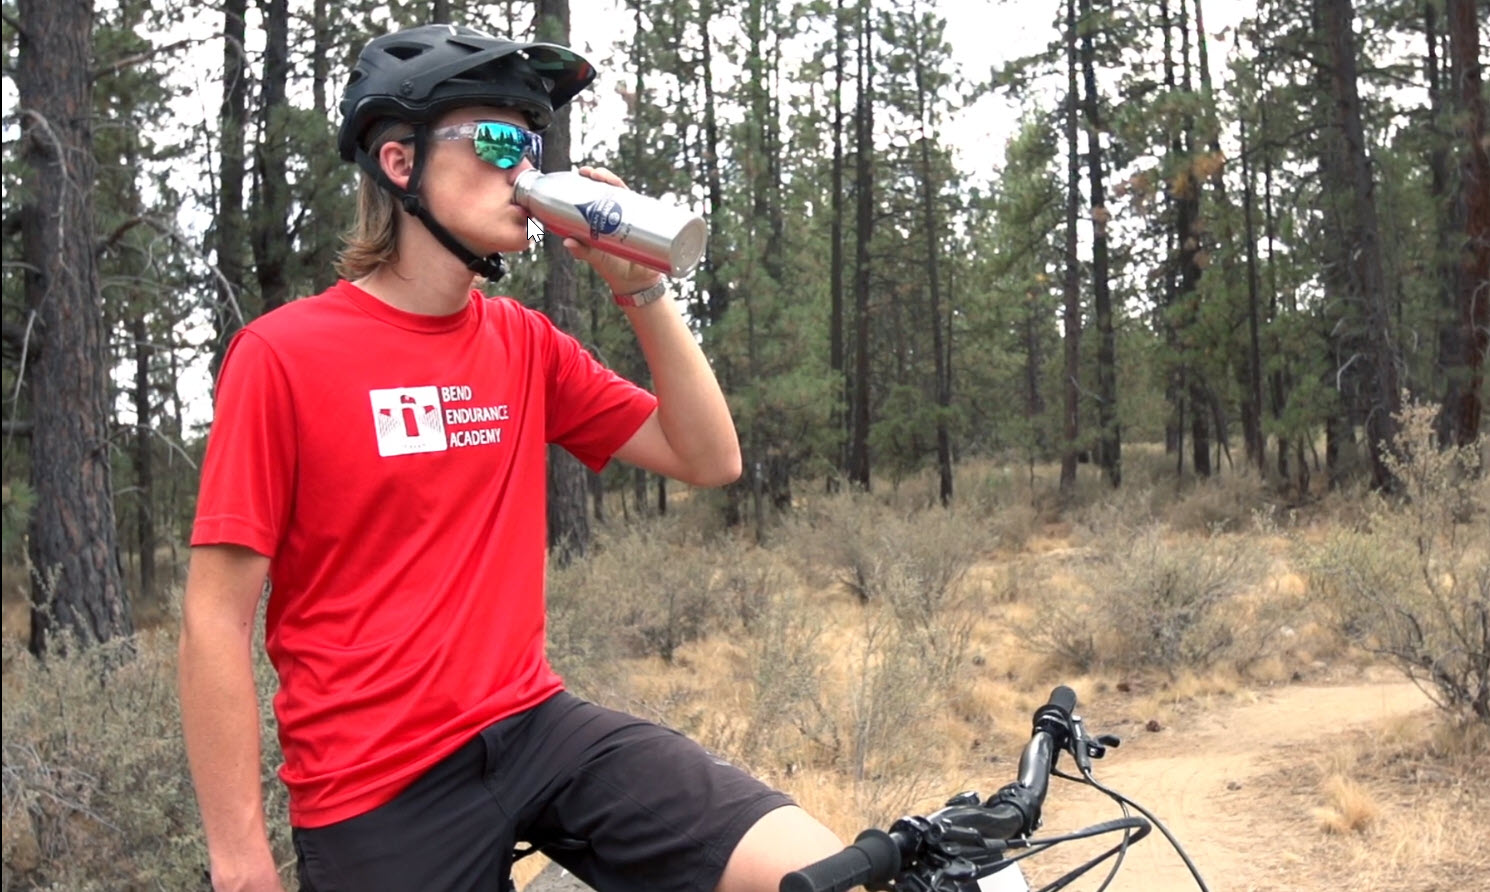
[{"x1": 689, "y1": 449, "x2": 742, "y2": 488}]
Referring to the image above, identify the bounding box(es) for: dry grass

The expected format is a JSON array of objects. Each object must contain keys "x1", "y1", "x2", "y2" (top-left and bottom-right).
[
  {"x1": 1311, "y1": 774, "x2": 1381, "y2": 834},
  {"x1": 1275, "y1": 717, "x2": 1490, "y2": 889}
]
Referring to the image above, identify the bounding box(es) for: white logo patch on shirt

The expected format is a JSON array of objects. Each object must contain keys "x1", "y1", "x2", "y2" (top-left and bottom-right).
[{"x1": 370, "y1": 386, "x2": 447, "y2": 456}]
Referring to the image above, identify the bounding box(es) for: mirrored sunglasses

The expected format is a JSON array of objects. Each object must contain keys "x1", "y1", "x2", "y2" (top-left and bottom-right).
[{"x1": 421, "y1": 120, "x2": 544, "y2": 170}]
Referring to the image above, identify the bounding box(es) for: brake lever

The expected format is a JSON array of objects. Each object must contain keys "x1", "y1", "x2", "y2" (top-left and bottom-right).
[{"x1": 1070, "y1": 716, "x2": 1123, "y2": 774}]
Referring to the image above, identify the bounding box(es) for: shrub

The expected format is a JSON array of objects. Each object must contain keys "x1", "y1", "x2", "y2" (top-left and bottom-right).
[
  {"x1": 547, "y1": 519, "x2": 726, "y2": 671},
  {"x1": 787, "y1": 493, "x2": 989, "y2": 607},
  {"x1": 737, "y1": 588, "x2": 835, "y2": 767},
  {"x1": 1306, "y1": 401, "x2": 1489, "y2": 724},
  {"x1": 1, "y1": 627, "x2": 291, "y2": 890},
  {"x1": 1165, "y1": 468, "x2": 1271, "y2": 534},
  {"x1": 1084, "y1": 525, "x2": 1268, "y2": 672}
]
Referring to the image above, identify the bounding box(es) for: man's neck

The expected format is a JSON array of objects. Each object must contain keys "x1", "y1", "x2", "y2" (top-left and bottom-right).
[{"x1": 355, "y1": 229, "x2": 482, "y2": 317}]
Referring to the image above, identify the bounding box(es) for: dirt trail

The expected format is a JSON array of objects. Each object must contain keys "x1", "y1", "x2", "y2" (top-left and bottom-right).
[{"x1": 1028, "y1": 681, "x2": 1433, "y2": 892}]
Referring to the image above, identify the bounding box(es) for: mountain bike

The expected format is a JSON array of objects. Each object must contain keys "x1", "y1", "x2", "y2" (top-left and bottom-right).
[{"x1": 780, "y1": 686, "x2": 1213, "y2": 892}]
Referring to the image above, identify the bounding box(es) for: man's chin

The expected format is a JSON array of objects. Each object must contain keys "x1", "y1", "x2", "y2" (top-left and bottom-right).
[{"x1": 471, "y1": 233, "x2": 528, "y2": 256}]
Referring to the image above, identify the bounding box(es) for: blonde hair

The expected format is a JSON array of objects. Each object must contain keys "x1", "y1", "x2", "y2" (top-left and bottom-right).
[{"x1": 335, "y1": 121, "x2": 414, "y2": 281}]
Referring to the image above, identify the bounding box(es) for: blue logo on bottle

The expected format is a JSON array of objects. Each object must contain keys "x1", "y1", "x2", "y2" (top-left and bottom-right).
[{"x1": 577, "y1": 198, "x2": 623, "y2": 240}]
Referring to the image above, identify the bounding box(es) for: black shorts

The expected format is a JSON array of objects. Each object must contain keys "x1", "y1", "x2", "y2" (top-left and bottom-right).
[{"x1": 292, "y1": 691, "x2": 794, "y2": 892}]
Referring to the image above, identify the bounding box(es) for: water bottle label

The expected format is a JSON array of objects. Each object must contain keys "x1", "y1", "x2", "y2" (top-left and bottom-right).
[{"x1": 577, "y1": 198, "x2": 624, "y2": 240}]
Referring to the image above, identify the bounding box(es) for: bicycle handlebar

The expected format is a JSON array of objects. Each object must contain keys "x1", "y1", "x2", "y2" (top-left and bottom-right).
[
  {"x1": 777, "y1": 829, "x2": 904, "y2": 892},
  {"x1": 781, "y1": 685, "x2": 1079, "y2": 892}
]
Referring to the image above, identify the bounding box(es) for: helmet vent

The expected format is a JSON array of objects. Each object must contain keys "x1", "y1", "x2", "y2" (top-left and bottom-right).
[{"x1": 385, "y1": 45, "x2": 426, "y2": 61}]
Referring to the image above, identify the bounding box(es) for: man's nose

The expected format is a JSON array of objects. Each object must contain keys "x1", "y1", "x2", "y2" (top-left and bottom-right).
[{"x1": 508, "y1": 158, "x2": 536, "y2": 183}]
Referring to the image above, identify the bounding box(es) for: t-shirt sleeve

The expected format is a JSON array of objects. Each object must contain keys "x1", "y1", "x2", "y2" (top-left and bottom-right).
[
  {"x1": 537, "y1": 311, "x2": 658, "y2": 472},
  {"x1": 190, "y1": 329, "x2": 298, "y2": 557}
]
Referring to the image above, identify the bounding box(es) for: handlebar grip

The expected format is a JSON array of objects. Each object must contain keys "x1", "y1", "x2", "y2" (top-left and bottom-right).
[
  {"x1": 1032, "y1": 685, "x2": 1076, "y2": 734},
  {"x1": 779, "y1": 829, "x2": 901, "y2": 892},
  {"x1": 1046, "y1": 685, "x2": 1076, "y2": 720}
]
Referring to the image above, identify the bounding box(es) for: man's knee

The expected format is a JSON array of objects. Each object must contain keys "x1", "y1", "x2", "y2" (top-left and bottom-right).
[{"x1": 716, "y1": 805, "x2": 843, "y2": 892}]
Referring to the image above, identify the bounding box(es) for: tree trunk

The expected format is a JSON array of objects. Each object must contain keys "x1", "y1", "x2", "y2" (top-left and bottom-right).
[
  {"x1": 1240, "y1": 112, "x2": 1266, "y2": 475},
  {"x1": 122, "y1": 132, "x2": 155, "y2": 607},
  {"x1": 1079, "y1": 0, "x2": 1118, "y2": 488},
  {"x1": 1445, "y1": 0, "x2": 1489, "y2": 447},
  {"x1": 829, "y1": 0, "x2": 847, "y2": 487},
  {"x1": 1176, "y1": 0, "x2": 1209, "y2": 478},
  {"x1": 211, "y1": 0, "x2": 248, "y2": 380},
  {"x1": 312, "y1": 0, "x2": 330, "y2": 115},
  {"x1": 537, "y1": 0, "x2": 590, "y2": 565},
  {"x1": 1320, "y1": 0, "x2": 1402, "y2": 489},
  {"x1": 18, "y1": 0, "x2": 131, "y2": 652},
  {"x1": 848, "y1": 1, "x2": 874, "y2": 490},
  {"x1": 251, "y1": 0, "x2": 291, "y2": 315},
  {"x1": 132, "y1": 314, "x2": 155, "y2": 606},
  {"x1": 1159, "y1": 0, "x2": 1181, "y2": 460},
  {"x1": 698, "y1": 0, "x2": 731, "y2": 326},
  {"x1": 913, "y1": 2, "x2": 952, "y2": 506},
  {"x1": 1060, "y1": 0, "x2": 1082, "y2": 495},
  {"x1": 1023, "y1": 290, "x2": 1045, "y2": 453},
  {"x1": 1190, "y1": 379, "x2": 1212, "y2": 477}
]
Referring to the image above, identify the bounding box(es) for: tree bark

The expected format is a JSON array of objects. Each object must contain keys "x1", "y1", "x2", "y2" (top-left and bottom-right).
[
  {"x1": 912, "y1": 2, "x2": 952, "y2": 506},
  {"x1": 211, "y1": 0, "x2": 248, "y2": 380},
  {"x1": 1176, "y1": 0, "x2": 1210, "y2": 478},
  {"x1": 1160, "y1": 0, "x2": 1181, "y2": 460},
  {"x1": 1060, "y1": 0, "x2": 1082, "y2": 495},
  {"x1": 312, "y1": 0, "x2": 330, "y2": 115},
  {"x1": 132, "y1": 313, "x2": 156, "y2": 606},
  {"x1": 18, "y1": 0, "x2": 132, "y2": 652},
  {"x1": 698, "y1": 0, "x2": 731, "y2": 326},
  {"x1": 1080, "y1": 0, "x2": 1118, "y2": 488},
  {"x1": 848, "y1": 1, "x2": 874, "y2": 490},
  {"x1": 251, "y1": 0, "x2": 292, "y2": 315},
  {"x1": 1444, "y1": 0, "x2": 1489, "y2": 447},
  {"x1": 829, "y1": 0, "x2": 847, "y2": 487},
  {"x1": 537, "y1": 0, "x2": 591, "y2": 565},
  {"x1": 1240, "y1": 112, "x2": 1266, "y2": 475},
  {"x1": 1320, "y1": 0, "x2": 1402, "y2": 489}
]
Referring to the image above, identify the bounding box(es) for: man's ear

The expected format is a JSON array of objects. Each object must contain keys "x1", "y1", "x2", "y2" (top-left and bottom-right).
[{"x1": 376, "y1": 139, "x2": 415, "y2": 191}]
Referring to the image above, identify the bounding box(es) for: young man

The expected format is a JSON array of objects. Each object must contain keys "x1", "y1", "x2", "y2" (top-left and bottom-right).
[{"x1": 178, "y1": 23, "x2": 841, "y2": 892}]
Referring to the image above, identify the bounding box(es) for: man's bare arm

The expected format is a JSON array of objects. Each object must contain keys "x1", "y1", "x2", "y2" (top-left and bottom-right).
[{"x1": 178, "y1": 544, "x2": 285, "y2": 892}]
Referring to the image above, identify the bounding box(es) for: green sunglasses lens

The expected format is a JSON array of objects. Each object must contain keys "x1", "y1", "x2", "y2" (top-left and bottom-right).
[{"x1": 473, "y1": 122, "x2": 538, "y2": 170}]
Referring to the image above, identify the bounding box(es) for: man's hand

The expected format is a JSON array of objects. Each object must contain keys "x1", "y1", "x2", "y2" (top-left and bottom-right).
[
  {"x1": 560, "y1": 165, "x2": 665, "y2": 297},
  {"x1": 210, "y1": 856, "x2": 286, "y2": 892}
]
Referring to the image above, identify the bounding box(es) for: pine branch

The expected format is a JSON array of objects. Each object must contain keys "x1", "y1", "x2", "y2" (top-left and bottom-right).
[
  {"x1": 1, "y1": 11, "x2": 25, "y2": 41},
  {"x1": 90, "y1": 37, "x2": 204, "y2": 82},
  {"x1": 97, "y1": 217, "x2": 147, "y2": 258}
]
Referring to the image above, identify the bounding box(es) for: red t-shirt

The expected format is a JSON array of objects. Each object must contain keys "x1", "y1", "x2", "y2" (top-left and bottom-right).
[{"x1": 191, "y1": 280, "x2": 656, "y2": 827}]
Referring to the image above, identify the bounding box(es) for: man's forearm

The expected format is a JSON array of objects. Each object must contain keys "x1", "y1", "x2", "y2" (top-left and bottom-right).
[
  {"x1": 624, "y1": 292, "x2": 741, "y2": 483},
  {"x1": 179, "y1": 621, "x2": 276, "y2": 876}
]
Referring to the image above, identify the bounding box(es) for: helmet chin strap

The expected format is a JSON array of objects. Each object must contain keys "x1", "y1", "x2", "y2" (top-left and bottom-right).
[{"x1": 354, "y1": 123, "x2": 508, "y2": 283}]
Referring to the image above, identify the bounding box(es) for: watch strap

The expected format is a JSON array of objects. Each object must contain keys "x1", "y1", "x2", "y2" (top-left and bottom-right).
[{"x1": 613, "y1": 279, "x2": 669, "y2": 308}]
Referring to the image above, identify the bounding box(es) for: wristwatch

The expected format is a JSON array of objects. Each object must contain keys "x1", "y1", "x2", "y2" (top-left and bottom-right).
[{"x1": 613, "y1": 279, "x2": 669, "y2": 308}]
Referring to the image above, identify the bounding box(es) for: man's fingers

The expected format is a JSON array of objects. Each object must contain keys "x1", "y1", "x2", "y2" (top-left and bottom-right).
[
  {"x1": 577, "y1": 164, "x2": 626, "y2": 189},
  {"x1": 563, "y1": 237, "x2": 592, "y2": 261}
]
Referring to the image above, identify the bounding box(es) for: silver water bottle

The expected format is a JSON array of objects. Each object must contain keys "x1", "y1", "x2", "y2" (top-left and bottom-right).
[{"x1": 512, "y1": 170, "x2": 708, "y2": 278}]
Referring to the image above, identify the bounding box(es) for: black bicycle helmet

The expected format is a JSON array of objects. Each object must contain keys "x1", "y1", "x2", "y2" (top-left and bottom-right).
[
  {"x1": 338, "y1": 23, "x2": 596, "y2": 160},
  {"x1": 336, "y1": 23, "x2": 597, "y2": 281}
]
